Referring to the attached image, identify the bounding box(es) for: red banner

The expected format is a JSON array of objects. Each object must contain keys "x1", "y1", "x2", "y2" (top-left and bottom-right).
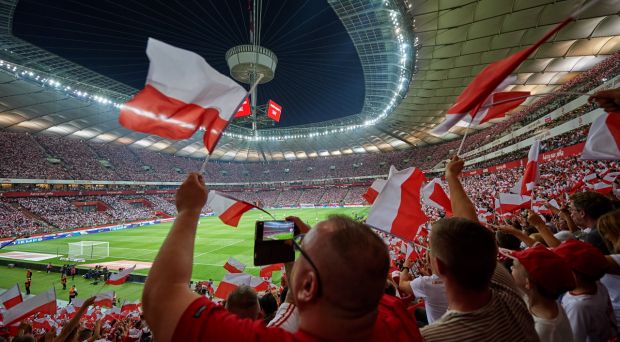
[
  {"x1": 463, "y1": 143, "x2": 585, "y2": 177},
  {"x1": 267, "y1": 100, "x2": 282, "y2": 122}
]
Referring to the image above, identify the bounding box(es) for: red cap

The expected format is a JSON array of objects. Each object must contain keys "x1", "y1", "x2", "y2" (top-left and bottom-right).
[
  {"x1": 552, "y1": 239, "x2": 608, "y2": 279},
  {"x1": 502, "y1": 245, "x2": 575, "y2": 296}
]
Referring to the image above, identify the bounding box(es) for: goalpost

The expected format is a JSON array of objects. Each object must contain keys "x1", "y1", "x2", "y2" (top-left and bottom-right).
[{"x1": 67, "y1": 241, "x2": 109, "y2": 260}]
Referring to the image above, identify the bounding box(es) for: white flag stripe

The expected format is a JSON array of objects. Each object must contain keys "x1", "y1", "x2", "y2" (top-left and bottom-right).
[{"x1": 145, "y1": 38, "x2": 246, "y2": 119}]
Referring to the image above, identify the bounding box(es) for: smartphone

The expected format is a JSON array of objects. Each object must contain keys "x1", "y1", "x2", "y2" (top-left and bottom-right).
[{"x1": 254, "y1": 220, "x2": 298, "y2": 266}]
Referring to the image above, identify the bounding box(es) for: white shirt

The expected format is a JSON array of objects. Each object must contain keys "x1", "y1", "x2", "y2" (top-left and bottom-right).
[
  {"x1": 561, "y1": 282, "x2": 618, "y2": 342},
  {"x1": 601, "y1": 254, "x2": 620, "y2": 330},
  {"x1": 411, "y1": 274, "x2": 448, "y2": 323},
  {"x1": 531, "y1": 302, "x2": 574, "y2": 342}
]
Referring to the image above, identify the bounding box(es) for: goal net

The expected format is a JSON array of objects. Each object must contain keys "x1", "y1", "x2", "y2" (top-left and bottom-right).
[{"x1": 68, "y1": 241, "x2": 109, "y2": 260}]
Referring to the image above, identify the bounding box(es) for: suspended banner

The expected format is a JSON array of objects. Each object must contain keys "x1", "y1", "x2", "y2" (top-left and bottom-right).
[
  {"x1": 235, "y1": 97, "x2": 252, "y2": 117},
  {"x1": 267, "y1": 100, "x2": 282, "y2": 122}
]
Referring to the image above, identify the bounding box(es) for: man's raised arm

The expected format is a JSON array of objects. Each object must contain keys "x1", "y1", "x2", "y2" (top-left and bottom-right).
[
  {"x1": 445, "y1": 156, "x2": 478, "y2": 222},
  {"x1": 142, "y1": 173, "x2": 207, "y2": 342}
]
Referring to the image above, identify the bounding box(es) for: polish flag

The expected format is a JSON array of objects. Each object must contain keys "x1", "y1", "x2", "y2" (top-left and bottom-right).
[
  {"x1": 0, "y1": 284, "x2": 22, "y2": 309},
  {"x1": 118, "y1": 38, "x2": 247, "y2": 153},
  {"x1": 587, "y1": 181, "x2": 613, "y2": 194},
  {"x1": 121, "y1": 300, "x2": 141, "y2": 313},
  {"x1": 214, "y1": 273, "x2": 252, "y2": 299},
  {"x1": 512, "y1": 140, "x2": 541, "y2": 195},
  {"x1": 362, "y1": 179, "x2": 387, "y2": 204},
  {"x1": 2, "y1": 288, "x2": 56, "y2": 326},
  {"x1": 267, "y1": 100, "x2": 282, "y2": 122},
  {"x1": 457, "y1": 91, "x2": 530, "y2": 127},
  {"x1": 405, "y1": 243, "x2": 417, "y2": 261},
  {"x1": 92, "y1": 291, "x2": 114, "y2": 308},
  {"x1": 582, "y1": 112, "x2": 620, "y2": 160},
  {"x1": 430, "y1": 16, "x2": 572, "y2": 136},
  {"x1": 603, "y1": 171, "x2": 620, "y2": 184},
  {"x1": 235, "y1": 97, "x2": 251, "y2": 117},
  {"x1": 477, "y1": 208, "x2": 494, "y2": 224},
  {"x1": 250, "y1": 276, "x2": 270, "y2": 292},
  {"x1": 421, "y1": 178, "x2": 452, "y2": 216},
  {"x1": 259, "y1": 263, "x2": 284, "y2": 278},
  {"x1": 583, "y1": 172, "x2": 599, "y2": 184},
  {"x1": 498, "y1": 193, "x2": 532, "y2": 212},
  {"x1": 366, "y1": 167, "x2": 428, "y2": 242},
  {"x1": 223, "y1": 257, "x2": 246, "y2": 273},
  {"x1": 106, "y1": 265, "x2": 136, "y2": 285},
  {"x1": 532, "y1": 199, "x2": 551, "y2": 215},
  {"x1": 207, "y1": 191, "x2": 263, "y2": 227}
]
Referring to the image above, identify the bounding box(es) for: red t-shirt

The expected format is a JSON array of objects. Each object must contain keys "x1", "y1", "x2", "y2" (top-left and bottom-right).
[{"x1": 172, "y1": 294, "x2": 422, "y2": 341}]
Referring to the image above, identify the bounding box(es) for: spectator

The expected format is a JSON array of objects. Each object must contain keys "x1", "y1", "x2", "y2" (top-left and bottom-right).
[
  {"x1": 554, "y1": 239, "x2": 618, "y2": 341},
  {"x1": 69, "y1": 285, "x2": 78, "y2": 304},
  {"x1": 225, "y1": 285, "x2": 261, "y2": 320},
  {"x1": 598, "y1": 209, "x2": 620, "y2": 330},
  {"x1": 142, "y1": 173, "x2": 422, "y2": 341},
  {"x1": 398, "y1": 257, "x2": 448, "y2": 325},
  {"x1": 503, "y1": 245, "x2": 576, "y2": 341},
  {"x1": 420, "y1": 156, "x2": 538, "y2": 341},
  {"x1": 570, "y1": 191, "x2": 613, "y2": 254}
]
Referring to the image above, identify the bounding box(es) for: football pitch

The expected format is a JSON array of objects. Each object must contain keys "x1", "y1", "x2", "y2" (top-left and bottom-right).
[{"x1": 0, "y1": 207, "x2": 368, "y2": 301}]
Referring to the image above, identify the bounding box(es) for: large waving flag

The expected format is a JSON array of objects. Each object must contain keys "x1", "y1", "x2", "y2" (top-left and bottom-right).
[
  {"x1": 421, "y1": 178, "x2": 452, "y2": 216},
  {"x1": 119, "y1": 38, "x2": 247, "y2": 153},
  {"x1": 207, "y1": 191, "x2": 269, "y2": 227},
  {"x1": 457, "y1": 91, "x2": 530, "y2": 127},
  {"x1": 431, "y1": 16, "x2": 572, "y2": 135},
  {"x1": 0, "y1": 284, "x2": 22, "y2": 309},
  {"x1": 92, "y1": 291, "x2": 114, "y2": 308},
  {"x1": 512, "y1": 140, "x2": 541, "y2": 195},
  {"x1": 366, "y1": 166, "x2": 428, "y2": 242},
  {"x1": 2, "y1": 288, "x2": 56, "y2": 326},
  {"x1": 498, "y1": 193, "x2": 532, "y2": 212},
  {"x1": 362, "y1": 179, "x2": 387, "y2": 204},
  {"x1": 223, "y1": 257, "x2": 246, "y2": 273},
  {"x1": 106, "y1": 265, "x2": 136, "y2": 285},
  {"x1": 581, "y1": 112, "x2": 620, "y2": 160}
]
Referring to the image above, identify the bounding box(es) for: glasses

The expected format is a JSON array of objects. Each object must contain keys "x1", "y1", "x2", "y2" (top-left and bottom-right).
[{"x1": 292, "y1": 234, "x2": 322, "y2": 296}]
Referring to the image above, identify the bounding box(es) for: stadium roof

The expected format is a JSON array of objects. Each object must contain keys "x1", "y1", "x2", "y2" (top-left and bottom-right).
[{"x1": 0, "y1": 0, "x2": 619, "y2": 161}]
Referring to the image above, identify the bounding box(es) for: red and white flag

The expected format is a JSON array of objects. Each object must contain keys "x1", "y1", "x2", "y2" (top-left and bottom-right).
[
  {"x1": 119, "y1": 38, "x2": 247, "y2": 153},
  {"x1": 121, "y1": 300, "x2": 141, "y2": 313},
  {"x1": 92, "y1": 291, "x2": 114, "y2": 308},
  {"x1": 421, "y1": 178, "x2": 452, "y2": 216},
  {"x1": 583, "y1": 172, "x2": 599, "y2": 184},
  {"x1": 457, "y1": 91, "x2": 530, "y2": 127},
  {"x1": 431, "y1": 16, "x2": 572, "y2": 136},
  {"x1": 582, "y1": 112, "x2": 620, "y2": 160},
  {"x1": 223, "y1": 257, "x2": 246, "y2": 273},
  {"x1": 512, "y1": 140, "x2": 541, "y2": 195},
  {"x1": 250, "y1": 276, "x2": 270, "y2": 292},
  {"x1": 366, "y1": 166, "x2": 428, "y2": 242},
  {"x1": 0, "y1": 284, "x2": 22, "y2": 309},
  {"x1": 498, "y1": 193, "x2": 532, "y2": 212},
  {"x1": 587, "y1": 181, "x2": 613, "y2": 194},
  {"x1": 207, "y1": 191, "x2": 264, "y2": 227},
  {"x1": 267, "y1": 100, "x2": 282, "y2": 122},
  {"x1": 106, "y1": 265, "x2": 136, "y2": 285},
  {"x1": 259, "y1": 263, "x2": 284, "y2": 278},
  {"x1": 362, "y1": 179, "x2": 387, "y2": 204},
  {"x1": 235, "y1": 97, "x2": 251, "y2": 117},
  {"x1": 2, "y1": 288, "x2": 56, "y2": 326},
  {"x1": 214, "y1": 273, "x2": 252, "y2": 299}
]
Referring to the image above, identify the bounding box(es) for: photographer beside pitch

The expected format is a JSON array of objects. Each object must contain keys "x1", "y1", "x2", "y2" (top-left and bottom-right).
[{"x1": 142, "y1": 173, "x2": 421, "y2": 341}]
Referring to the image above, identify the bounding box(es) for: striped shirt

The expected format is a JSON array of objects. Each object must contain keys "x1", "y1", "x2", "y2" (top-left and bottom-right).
[
  {"x1": 267, "y1": 302, "x2": 299, "y2": 332},
  {"x1": 420, "y1": 264, "x2": 539, "y2": 342}
]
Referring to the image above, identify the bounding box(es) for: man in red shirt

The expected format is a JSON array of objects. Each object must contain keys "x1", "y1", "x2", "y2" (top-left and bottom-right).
[{"x1": 142, "y1": 173, "x2": 422, "y2": 341}]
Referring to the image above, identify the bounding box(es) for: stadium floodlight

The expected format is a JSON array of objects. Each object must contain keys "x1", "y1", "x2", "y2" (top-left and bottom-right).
[{"x1": 68, "y1": 241, "x2": 109, "y2": 260}]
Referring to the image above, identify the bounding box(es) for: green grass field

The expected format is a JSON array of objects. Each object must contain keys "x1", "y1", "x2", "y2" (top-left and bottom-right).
[{"x1": 0, "y1": 207, "x2": 368, "y2": 301}]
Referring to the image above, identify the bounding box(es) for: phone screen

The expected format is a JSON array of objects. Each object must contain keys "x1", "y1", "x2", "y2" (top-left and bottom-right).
[{"x1": 262, "y1": 221, "x2": 295, "y2": 241}]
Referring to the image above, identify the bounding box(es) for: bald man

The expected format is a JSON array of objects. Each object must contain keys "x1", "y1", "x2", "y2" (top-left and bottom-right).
[{"x1": 142, "y1": 173, "x2": 421, "y2": 342}]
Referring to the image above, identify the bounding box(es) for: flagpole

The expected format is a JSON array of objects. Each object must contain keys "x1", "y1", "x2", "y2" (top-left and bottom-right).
[
  {"x1": 456, "y1": 120, "x2": 473, "y2": 156},
  {"x1": 199, "y1": 73, "x2": 265, "y2": 175}
]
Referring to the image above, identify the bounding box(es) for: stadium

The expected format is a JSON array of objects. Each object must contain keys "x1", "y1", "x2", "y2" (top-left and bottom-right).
[{"x1": 1, "y1": 0, "x2": 620, "y2": 340}]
